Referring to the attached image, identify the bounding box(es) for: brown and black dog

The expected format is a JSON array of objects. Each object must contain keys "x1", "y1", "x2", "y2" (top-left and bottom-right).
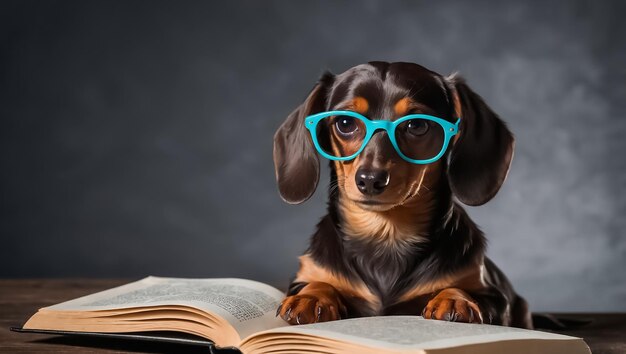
[{"x1": 273, "y1": 61, "x2": 532, "y2": 328}]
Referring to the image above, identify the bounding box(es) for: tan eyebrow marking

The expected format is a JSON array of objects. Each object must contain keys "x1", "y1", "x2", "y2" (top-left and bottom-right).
[
  {"x1": 343, "y1": 96, "x2": 369, "y2": 114},
  {"x1": 394, "y1": 97, "x2": 413, "y2": 116},
  {"x1": 394, "y1": 97, "x2": 436, "y2": 117}
]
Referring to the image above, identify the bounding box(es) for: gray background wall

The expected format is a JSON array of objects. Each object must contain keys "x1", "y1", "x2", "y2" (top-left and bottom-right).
[{"x1": 1, "y1": 0, "x2": 625, "y2": 312}]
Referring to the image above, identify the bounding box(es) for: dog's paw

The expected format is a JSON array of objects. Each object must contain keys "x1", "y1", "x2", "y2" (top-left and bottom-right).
[
  {"x1": 422, "y1": 288, "x2": 483, "y2": 324},
  {"x1": 276, "y1": 292, "x2": 347, "y2": 325}
]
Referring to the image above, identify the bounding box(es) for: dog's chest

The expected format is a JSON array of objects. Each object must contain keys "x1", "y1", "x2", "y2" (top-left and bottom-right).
[{"x1": 346, "y1": 237, "x2": 422, "y2": 310}]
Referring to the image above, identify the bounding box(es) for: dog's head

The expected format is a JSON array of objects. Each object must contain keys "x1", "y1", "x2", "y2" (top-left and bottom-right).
[{"x1": 273, "y1": 62, "x2": 514, "y2": 210}]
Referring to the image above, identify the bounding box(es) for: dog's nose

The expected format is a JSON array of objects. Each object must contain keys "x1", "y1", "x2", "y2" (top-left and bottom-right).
[{"x1": 355, "y1": 168, "x2": 390, "y2": 195}]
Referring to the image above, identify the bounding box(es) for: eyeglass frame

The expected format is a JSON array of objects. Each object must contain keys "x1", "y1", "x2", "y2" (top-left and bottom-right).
[{"x1": 304, "y1": 110, "x2": 461, "y2": 165}]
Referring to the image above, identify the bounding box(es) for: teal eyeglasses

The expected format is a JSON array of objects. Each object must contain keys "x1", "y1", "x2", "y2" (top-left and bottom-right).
[{"x1": 304, "y1": 111, "x2": 460, "y2": 164}]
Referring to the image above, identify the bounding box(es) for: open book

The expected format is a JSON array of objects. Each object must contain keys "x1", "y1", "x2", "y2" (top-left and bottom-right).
[{"x1": 19, "y1": 277, "x2": 590, "y2": 354}]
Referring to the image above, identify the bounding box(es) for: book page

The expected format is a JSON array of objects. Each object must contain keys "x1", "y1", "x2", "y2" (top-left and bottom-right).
[
  {"x1": 247, "y1": 316, "x2": 582, "y2": 351},
  {"x1": 45, "y1": 277, "x2": 288, "y2": 340}
]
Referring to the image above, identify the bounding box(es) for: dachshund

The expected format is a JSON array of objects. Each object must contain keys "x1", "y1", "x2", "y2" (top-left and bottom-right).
[{"x1": 272, "y1": 61, "x2": 532, "y2": 329}]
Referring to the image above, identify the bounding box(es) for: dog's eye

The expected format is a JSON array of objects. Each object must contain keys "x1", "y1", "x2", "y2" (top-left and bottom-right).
[
  {"x1": 406, "y1": 119, "x2": 429, "y2": 136},
  {"x1": 334, "y1": 116, "x2": 359, "y2": 136}
]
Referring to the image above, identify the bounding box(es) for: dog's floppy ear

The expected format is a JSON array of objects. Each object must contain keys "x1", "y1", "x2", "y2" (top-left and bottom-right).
[
  {"x1": 446, "y1": 74, "x2": 515, "y2": 206},
  {"x1": 273, "y1": 73, "x2": 333, "y2": 204}
]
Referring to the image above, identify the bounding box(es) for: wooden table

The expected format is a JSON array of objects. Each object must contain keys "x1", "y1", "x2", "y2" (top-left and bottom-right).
[{"x1": 1, "y1": 279, "x2": 625, "y2": 353}]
